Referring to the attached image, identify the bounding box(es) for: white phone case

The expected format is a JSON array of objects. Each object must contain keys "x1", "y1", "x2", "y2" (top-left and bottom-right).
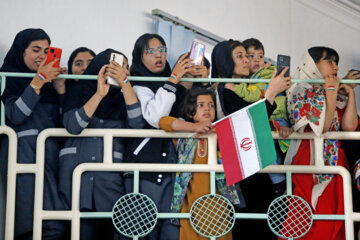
[{"x1": 106, "y1": 52, "x2": 124, "y2": 87}]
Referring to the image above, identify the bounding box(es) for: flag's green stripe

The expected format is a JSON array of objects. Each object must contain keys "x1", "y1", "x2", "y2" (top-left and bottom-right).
[{"x1": 247, "y1": 101, "x2": 276, "y2": 168}]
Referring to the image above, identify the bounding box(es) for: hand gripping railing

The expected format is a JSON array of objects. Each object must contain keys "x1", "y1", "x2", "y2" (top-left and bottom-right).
[{"x1": 9, "y1": 128, "x2": 354, "y2": 240}]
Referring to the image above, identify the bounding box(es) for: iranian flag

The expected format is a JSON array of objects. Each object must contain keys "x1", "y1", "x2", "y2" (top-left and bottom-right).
[{"x1": 214, "y1": 99, "x2": 276, "y2": 186}]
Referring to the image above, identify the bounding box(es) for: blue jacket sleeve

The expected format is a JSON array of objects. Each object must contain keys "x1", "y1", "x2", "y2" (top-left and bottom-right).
[
  {"x1": 62, "y1": 107, "x2": 91, "y2": 134},
  {"x1": 126, "y1": 102, "x2": 146, "y2": 129},
  {"x1": 5, "y1": 85, "x2": 41, "y2": 125}
]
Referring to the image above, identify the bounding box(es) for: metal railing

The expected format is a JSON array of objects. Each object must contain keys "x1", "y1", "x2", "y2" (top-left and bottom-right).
[
  {"x1": 1, "y1": 72, "x2": 360, "y2": 239},
  {"x1": 2, "y1": 127, "x2": 359, "y2": 239}
]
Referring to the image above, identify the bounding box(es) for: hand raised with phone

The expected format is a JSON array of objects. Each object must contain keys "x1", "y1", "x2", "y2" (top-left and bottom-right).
[
  {"x1": 265, "y1": 67, "x2": 292, "y2": 104},
  {"x1": 106, "y1": 60, "x2": 129, "y2": 88},
  {"x1": 96, "y1": 65, "x2": 110, "y2": 98},
  {"x1": 170, "y1": 53, "x2": 194, "y2": 84}
]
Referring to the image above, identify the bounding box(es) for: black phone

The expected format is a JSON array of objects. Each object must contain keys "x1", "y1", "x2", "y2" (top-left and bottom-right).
[{"x1": 276, "y1": 55, "x2": 290, "y2": 77}]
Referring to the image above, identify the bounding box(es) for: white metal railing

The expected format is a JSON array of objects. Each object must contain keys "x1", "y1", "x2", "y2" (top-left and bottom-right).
[
  {"x1": 2, "y1": 127, "x2": 359, "y2": 239},
  {"x1": 0, "y1": 126, "x2": 17, "y2": 240}
]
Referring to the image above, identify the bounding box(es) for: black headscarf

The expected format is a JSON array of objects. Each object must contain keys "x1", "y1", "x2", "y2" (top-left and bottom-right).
[
  {"x1": 66, "y1": 47, "x2": 96, "y2": 91},
  {"x1": 130, "y1": 33, "x2": 172, "y2": 92},
  {"x1": 67, "y1": 47, "x2": 96, "y2": 74},
  {"x1": 211, "y1": 40, "x2": 234, "y2": 78},
  {"x1": 63, "y1": 49, "x2": 126, "y2": 120},
  {"x1": 1, "y1": 28, "x2": 58, "y2": 104},
  {"x1": 211, "y1": 40, "x2": 234, "y2": 113}
]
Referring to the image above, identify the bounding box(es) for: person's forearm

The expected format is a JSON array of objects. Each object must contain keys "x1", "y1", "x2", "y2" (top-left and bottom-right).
[
  {"x1": 341, "y1": 91, "x2": 358, "y2": 131},
  {"x1": 170, "y1": 118, "x2": 195, "y2": 132},
  {"x1": 83, "y1": 93, "x2": 103, "y2": 118},
  {"x1": 323, "y1": 92, "x2": 337, "y2": 132},
  {"x1": 122, "y1": 83, "x2": 138, "y2": 106},
  {"x1": 264, "y1": 87, "x2": 278, "y2": 105}
]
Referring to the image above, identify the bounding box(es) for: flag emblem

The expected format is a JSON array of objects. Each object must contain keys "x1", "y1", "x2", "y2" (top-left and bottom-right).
[{"x1": 240, "y1": 138, "x2": 252, "y2": 151}]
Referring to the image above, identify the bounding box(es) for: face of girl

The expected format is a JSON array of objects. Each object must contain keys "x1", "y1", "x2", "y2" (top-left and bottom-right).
[
  {"x1": 23, "y1": 39, "x2": 50, "y2": 72},
  {"x1": 232, "y1": 46, "x2": 250, "y2": 78},
  {"x1": 141, "y1": 38, "x2": 167, "y2": 73},
  {"x1": 193, "y1": 95, "x2": 216, "y2": 123},
  {"x1": 247, "y1": 46, "x2": 265, "y2": 74},
  {"x1": 72, "y1": 51, "x2": 94, "y2": 75},
  {"x1": 316, "y1": 54, "x2": 339, "y2": 78}
]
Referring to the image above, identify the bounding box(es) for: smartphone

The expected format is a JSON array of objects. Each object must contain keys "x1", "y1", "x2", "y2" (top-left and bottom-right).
[
  {"x1": 276, "y1": 54, "x2": 290, "y2": 77},
  {"x1": 189, "y1": 41, "x2": 205, "y2": 66},
  {"x1": 106, "y1": 52, "x2": 124, "y2": 87},
  {"x1": 45, "y1": 47, "x2": 62, "y2": 68}
]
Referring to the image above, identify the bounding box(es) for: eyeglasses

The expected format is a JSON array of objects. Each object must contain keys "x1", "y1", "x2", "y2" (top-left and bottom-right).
[{"x1": 145, "y1": 46, "x2": 167, "y2": 55}]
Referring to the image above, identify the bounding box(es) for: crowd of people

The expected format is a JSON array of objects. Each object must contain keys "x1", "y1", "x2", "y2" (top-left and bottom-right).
[{"x1": 1, "y1": 28, "x2": 360, "y2": 240}]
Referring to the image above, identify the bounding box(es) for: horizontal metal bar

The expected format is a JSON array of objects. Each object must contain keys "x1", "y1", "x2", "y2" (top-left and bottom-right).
[
  {"x1": 1, "y1": 72, "x2": 360, "y2": 83},
  {"x1": 79, "y1": 212, "x2": 191, "y2": 219},
  {"x1": 234, "y1": 213, "x2": 268, "y2": 219},
  {"x1": 313, "y1": 214, "x2": 345, "y2": 220},
  {"x1": 81, "y1": 212, "x2": 112, "y2": 218},
  {"x1": 42, "y1": 211, "x2": 74, "y2": 220},
  {"x1": 16, "y1": 164, "x2": 38, "y2": 173},
  {"x1": 38, "y1": 128, "x2": 360, "y2": 140},
  {"x1": 158, "y1": 213, "x2": 191, "y2": 219}
]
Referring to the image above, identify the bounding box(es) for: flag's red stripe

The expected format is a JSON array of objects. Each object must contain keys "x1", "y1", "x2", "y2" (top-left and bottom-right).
[{"x1": 215, "y1": 117, "x2": 244, "y2": 186}]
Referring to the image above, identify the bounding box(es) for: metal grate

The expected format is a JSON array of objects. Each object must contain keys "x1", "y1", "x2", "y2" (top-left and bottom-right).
[
  {"x1": 112, "y1": 193, "x2": 158, "y2": 238},
  {"x1": 267, "y1": 195, "x2": 313, "y2": 239},
  {"x1": 190, "y1": 194, "x2": 235, "y2": 238}
]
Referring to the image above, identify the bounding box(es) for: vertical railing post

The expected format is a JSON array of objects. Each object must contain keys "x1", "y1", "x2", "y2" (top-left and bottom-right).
[
  {"x1": 103, "y1": 133, "x2": 113, "y2": 164},
  {"x1": 3, "y1": 126, "x2": 18, "y2": 240},
  {"x1": 313, "y1": 136, "x2": 324, "y2": 167}
]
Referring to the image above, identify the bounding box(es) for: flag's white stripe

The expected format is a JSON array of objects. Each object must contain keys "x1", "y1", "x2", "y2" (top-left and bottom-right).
[
  {"x1": 247, "y1": 109, "x2": 262, "y2": 168},
  {"x1": 231, "y1": 109, "x2": 260, "y2": 177},
  {"x1": 229, "y1": 117, "x2": 245, "y2": 177}
]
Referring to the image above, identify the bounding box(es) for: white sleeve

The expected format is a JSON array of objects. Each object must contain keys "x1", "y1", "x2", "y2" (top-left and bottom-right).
[{"x1": 133, "y1": 83, "x2": 177, "y2": 128}]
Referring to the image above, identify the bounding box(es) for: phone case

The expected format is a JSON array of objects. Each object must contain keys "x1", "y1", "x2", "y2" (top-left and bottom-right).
[
  {"x1": 45, "y1": 47, "x2": 62, "y2": 68},
  {"x1": 276, "y1": 54, "x2": 290, "y2": 77},
  {"x1": 189, "y1": 41, "x2": 205, "y2": 65},
  {"x1": 106, "y1": 52, "x2": 124, "y2": 87}
]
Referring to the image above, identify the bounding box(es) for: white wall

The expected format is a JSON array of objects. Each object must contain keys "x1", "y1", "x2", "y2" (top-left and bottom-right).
[
  {"x1": 0, "y1": 0, "x2": 360, "y2": 237},
  {"x1": 0, "y1": 0, "x2": 359, "y2": 76}
]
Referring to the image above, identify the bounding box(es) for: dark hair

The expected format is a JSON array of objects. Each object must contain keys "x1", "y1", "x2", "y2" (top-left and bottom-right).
[
  {"x1": 308, "y1": 46, "x2": 339, "y2": 65},
  {"x1": 228, "y1": 39, "x2": 244, "y2": 53},
  {"x1": 181, "y1": 88, "x2": 216, "y2": 122},
  {"x1": 203, "y1": 56, "x2": 210, "y2": 69},
  {"x1": 134, "y1": 33, "x2": 166, "y2": 57},
  {"x1": 243, "y1": 38, "x2": 265, "y2": 54},
  {"x1": 67, "y1": 47, "x2": 96, "y2": 74}
]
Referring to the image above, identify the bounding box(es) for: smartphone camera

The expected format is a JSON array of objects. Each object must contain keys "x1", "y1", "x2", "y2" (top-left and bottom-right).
[{"x1": 50, "y1": 49, "x2": 54, "y2": 53}]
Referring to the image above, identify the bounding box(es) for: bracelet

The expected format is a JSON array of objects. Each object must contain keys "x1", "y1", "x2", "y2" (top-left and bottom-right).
[
  {"x1": 38, "y1": 72, "x2": 47, "y2": 81},
  {"x1": 326, "y1": 85, "x2": 336, "y2": 91},
  {"x1": 170, "y1": 73, "x2": 178, "y2": 80},
  {"x1": 123, "y1": 76, "x2": 129, "y2": 83},
  {"x1": 30, "y1": 83, "x2": 41, "y2": 91}
]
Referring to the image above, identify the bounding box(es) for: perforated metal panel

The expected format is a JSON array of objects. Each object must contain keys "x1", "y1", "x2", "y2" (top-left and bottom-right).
[
  {"x1": 267, "y1": 195, "x2": 313, "y2": 239},
  {"x1": 190, "y1": 194, "x2": 235, "y2": 238},
  {"x1": 112, "y1": 193, "x2": 158, "y2": 238}
]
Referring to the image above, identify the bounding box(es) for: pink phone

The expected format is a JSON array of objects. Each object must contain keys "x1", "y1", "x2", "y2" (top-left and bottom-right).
[{"x1": 189, "y1": 41, "x2": 205, "y2": 66}]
